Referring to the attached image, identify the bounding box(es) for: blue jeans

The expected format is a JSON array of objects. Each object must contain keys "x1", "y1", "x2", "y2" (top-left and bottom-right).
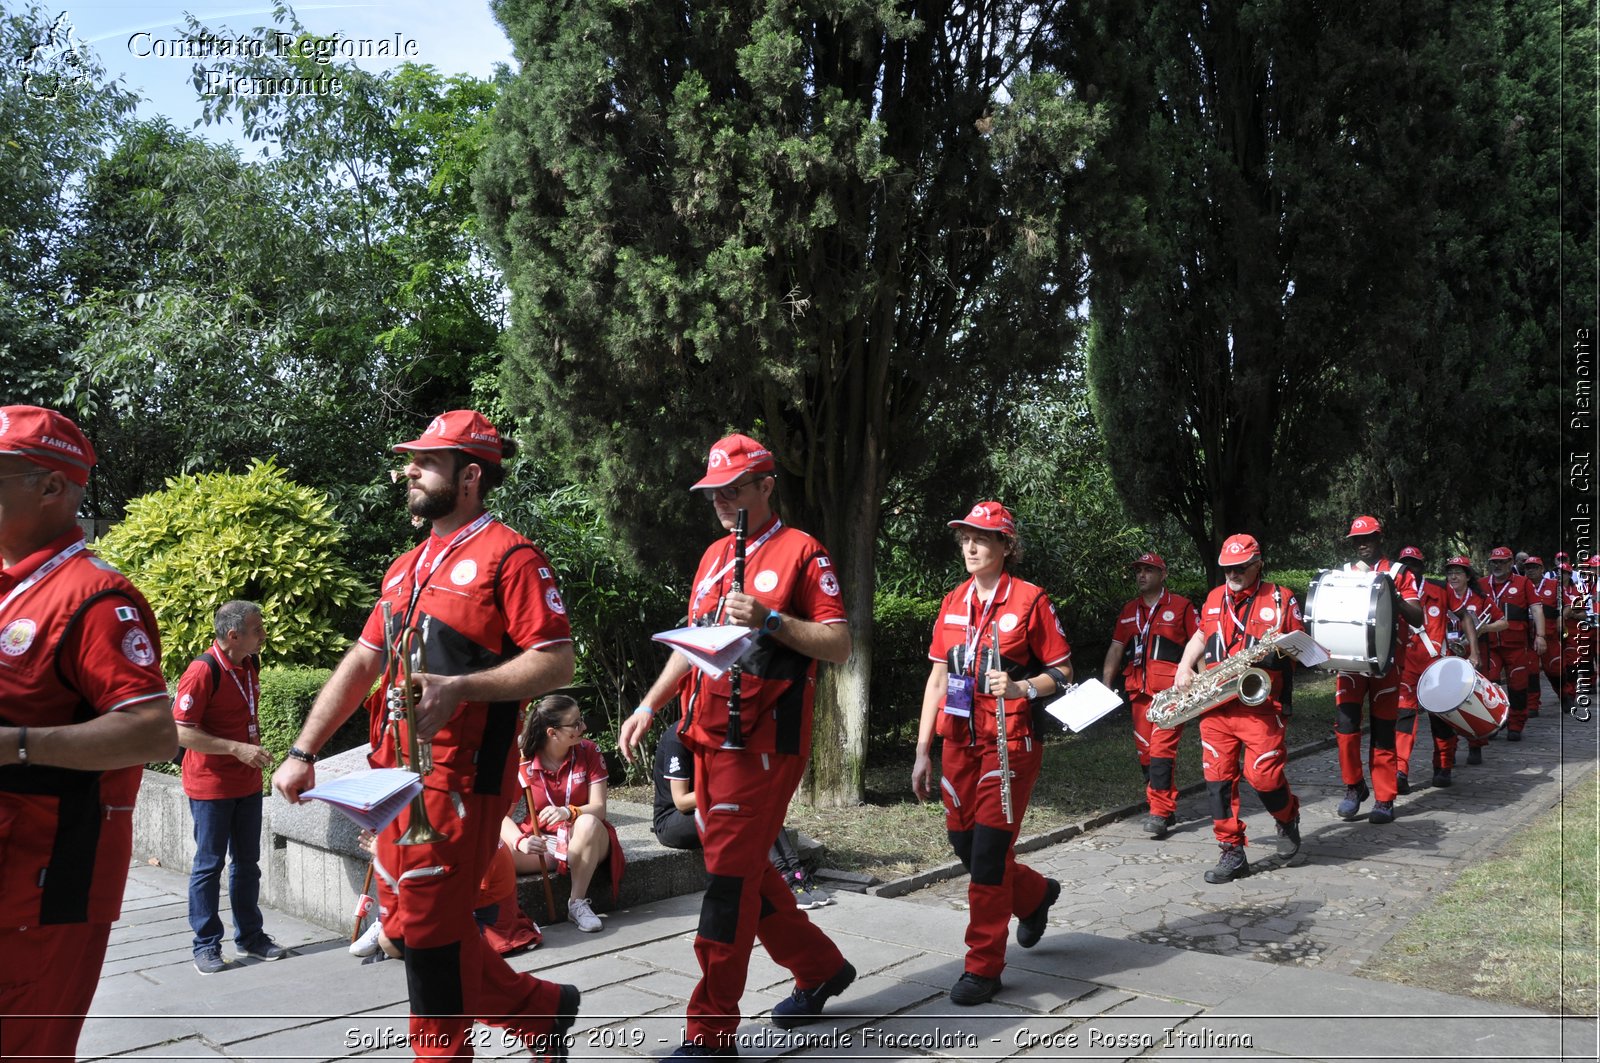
[{"x1": 188, "y1": 793, "x2": 264, "y2": 954}]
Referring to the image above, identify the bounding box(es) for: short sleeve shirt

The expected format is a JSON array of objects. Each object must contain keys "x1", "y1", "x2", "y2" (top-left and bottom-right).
[
  {"x1": 516, "y1": 739, "x2": 609, "y2": 826},
  {"x1": 1109, "y1": 590, "x2": 1200, "y2": 694},
  {"x1": 174, "y1": 643, "x2": 262, "y2": 801},
  {"x1": 1196, "y1": 580, "x2": 1305, "y2": 712}
]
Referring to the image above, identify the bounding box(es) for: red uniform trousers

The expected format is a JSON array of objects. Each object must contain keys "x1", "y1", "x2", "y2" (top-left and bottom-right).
[
  {"x1": 375, "y1": 786, "x2": 567, "y2": 1061},
  {"x1": 688, "y1": 746, "x2": 845, "y2": 1049},
  {"x1": 0, "y1": 921, "x2": 113, "y2": 1063},
  {"x1": 1484, "y1": 640, "x2": 1532, "y2": 734},
  {"x1": 1334, "y1": 670, "x2": 1401, "y2": 802},
  {"x1": 1528, "y1": 635, "x2": 1561, "y2": 714},
  {"x1": 1129, "y1": 691, "x2": 1184, "y2": 818},
  {"x1": 938, "y1": 737, "x2": 1049, "y2": 979},
  {"x1": 1199, "y1": 706, "x2": 1299, "y2": 848},
  {"x1": 1393, "y1": 658, "x2": 1423, "y2": 777}
]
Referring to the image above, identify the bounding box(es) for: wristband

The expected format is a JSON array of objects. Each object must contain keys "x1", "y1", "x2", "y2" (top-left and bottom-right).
[
  {"x1": 286, "y1": 746, "x2": 317, "y2": 764},
  {"x1": 568, "y1": 804, "x2": 582, "y2": 822},
  {"x1": 632, "y1": 705, "x2": 655, "y2": 718},
  {"x1": 16, "y1": 726, "x2": 27, "y2": 766}
]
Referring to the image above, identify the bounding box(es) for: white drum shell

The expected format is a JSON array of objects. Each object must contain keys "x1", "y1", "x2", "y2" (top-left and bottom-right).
[
  {"x1": 1305, "y1": 569, "x2": 1395, "y2": 675},
  {"x1": 1416, "y1": 656, "x2": 1510, "y2": 740}
]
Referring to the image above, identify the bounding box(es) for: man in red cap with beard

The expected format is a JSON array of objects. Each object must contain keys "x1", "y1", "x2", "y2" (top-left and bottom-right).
[
  {"x1": 619, "y1": 433, "x2": 854, "y2": 1057},
  {"x1": 1172, "y1": 534, "x2": 1308, "y2": 883},
  {"x1": 1102, "y1": 552, "x2": 1199, "y2": 838},
  {"x1": 0, "y1": 406, "x2": 176, "y2": 1062},
  {"x1": 273, "y1": 410, "x2": 580, "y2": 1060}
]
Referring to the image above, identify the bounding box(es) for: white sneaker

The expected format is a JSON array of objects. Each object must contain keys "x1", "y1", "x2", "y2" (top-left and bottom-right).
[
  {"x1": 567, "y1": 897, "x2": 603, "y2": 933},
  {"x1": 350, "y1": 920, "x2": 384, "y2": 957}
]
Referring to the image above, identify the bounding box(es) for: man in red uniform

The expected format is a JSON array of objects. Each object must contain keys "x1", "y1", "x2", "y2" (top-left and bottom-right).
[
  {"x1": 176, "y1": 600, "x2": 289, "y2": 974},
  {"x1": 619, "y1": 433, "x2": 853, "y2": 1057},
  {"x1": 272, "y1": 410, "x2": 579, "y2": 1061},
  {"x1": 1329, "y1": 516, "x2": 1423, "y2": 824},
  {"x1": 1521, "y1": 556, "x2": 1561, "y2": 717},
  {"x1": 0, "y1": 406, "x2": 176, "y2": 1063},
  {"x1": 1392, "y1": 546, "x2": 1446, "y2": 793},
  {"x1": 1483, "y1": 546, "x2": 1547, "y2": 741},
  {"x1": 1174, "y1": 534, "x2": 1308, "y2": 883},
  {"x1": 1101, "y1": 552, "x2": 1199, "y2": 838}
]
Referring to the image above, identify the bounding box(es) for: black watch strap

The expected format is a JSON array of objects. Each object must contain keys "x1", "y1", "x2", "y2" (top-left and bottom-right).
[{"x1": 287, "y1": 746, "x2": 317, "y2": 764}]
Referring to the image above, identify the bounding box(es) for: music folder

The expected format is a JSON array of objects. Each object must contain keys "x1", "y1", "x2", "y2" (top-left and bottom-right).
[
  {"x1": 1043, "y1": 679, "x2": 1124, "y2": 733},
  {"x1": 300, "y1": 768, "x2": 423, "y2": 833},
  {"x1": 652, "y1": 624, "x2": 758, "y2": 679}
]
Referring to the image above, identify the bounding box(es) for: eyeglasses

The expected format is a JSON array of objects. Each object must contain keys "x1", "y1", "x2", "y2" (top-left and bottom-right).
[
  {"x1": 1221, "y1": 561, "x2": 1259, "y2": 576},
  {"x1": 0, "y1": 470, "x2": 45, "y2": 486},
  {"x1": 702, "y1": 475, "x2": 768, "y2": 501},
  {"x1": 555, "y1": 717, "x2": 586, "y2": 732}
]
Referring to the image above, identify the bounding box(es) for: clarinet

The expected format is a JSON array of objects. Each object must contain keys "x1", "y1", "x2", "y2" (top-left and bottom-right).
[
  {"x1": 722, "y1": 508, "x2": 748, "y2": 750},
  {"x1": 990, "y1": 621, "x2": 1014, "y2": 825}
]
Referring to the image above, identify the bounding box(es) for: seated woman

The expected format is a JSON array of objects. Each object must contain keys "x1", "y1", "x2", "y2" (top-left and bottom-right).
[{"x1": 501, "y1": 694, "x2": 624, "y2": 933}]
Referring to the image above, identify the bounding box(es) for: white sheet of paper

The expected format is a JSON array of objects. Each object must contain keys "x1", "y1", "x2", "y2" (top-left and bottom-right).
[
  {"x1": 301, "y1": 768, "x2": 423, "y2": 833},
  {"x1": 1276, "y1": 630, "x2": 1331, "y2": 668},
  {"x1": 1043, "y1": 679, "x2": 1124, "y2": 732},
  {"x1": 652, "y1": 624, "x2": 759, "y2": 678}
]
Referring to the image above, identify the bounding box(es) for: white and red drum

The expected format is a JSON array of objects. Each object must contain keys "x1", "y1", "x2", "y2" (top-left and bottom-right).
[
  {"x1": 1305, "y1": 569, "x2": 1395, "y2": 675},
  {"x1": 1416, "y1": 656, "x2": 1510, "y2": 740}
]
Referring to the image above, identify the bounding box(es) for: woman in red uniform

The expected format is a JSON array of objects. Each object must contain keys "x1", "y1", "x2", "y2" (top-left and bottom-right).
[
  {"x1": 912, "y1": 502, "x2": 1073, "y2": 1006},
  {"x1": 1437, "y1": 556, "x2": 1506, "y2": 776},
  {"x1": 503, "y1": 695, "x2": 623, "y2": 933}
]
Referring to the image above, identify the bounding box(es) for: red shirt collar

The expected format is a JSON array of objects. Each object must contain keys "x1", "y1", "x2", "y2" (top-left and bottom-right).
[{"x1": 0, "y1": 526, "x2": 86, "y2": 588}]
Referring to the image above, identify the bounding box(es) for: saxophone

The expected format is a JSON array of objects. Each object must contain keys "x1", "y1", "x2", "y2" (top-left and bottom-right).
[{"x1": 1146, "y1": 629, "x2": 1295, "y2": 730}]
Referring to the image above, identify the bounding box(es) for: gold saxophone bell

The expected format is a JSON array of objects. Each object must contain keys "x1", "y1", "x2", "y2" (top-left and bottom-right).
[{"x1": 391, "y1": 624, "x2": 445, "y2": 846}]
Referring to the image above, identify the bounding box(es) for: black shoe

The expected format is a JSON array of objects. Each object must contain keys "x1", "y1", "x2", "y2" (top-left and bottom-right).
[
  {"x1": 1336, "y1": 780, "x2": 1369, "y2": 820},
  {"x1": 1432, "y1": 769, "x2": 1453, "y2": 788},
  {"x1": 1140, "y1": 813, "x2": 1175, "y2": 839},
  {"x1": 193, "y1": 948, "x2": 227, "y2": 976},
  {"x1": 1396, "y1": 772, "x2": 1410, "y2": 795},
  {"x1": 532, "y1": 984, "x2": 581, "y2": 1062},
  {"x1": 1507, "y1": 729, "x2": 1523, "y2": 742},
  {"x1": 949, "y1": 971, "x2": 1002, "y2": 1006},
  {"x1": 1368, "y1": 800, "x2": 1395, "y2": 825},
  {"x1": 1016, "y1": 879, "x2": 1060, "y2": 949},
  {"x1": 1466, "y1": 746, "x2": 1483, "y2": 765},
  {"x1": 770, "y1": 960, "x2": 855, "y2": 1029},
  {"x1": 1275, "y1": 816, "x2": 1301, "y2": 858},
  {"x1": 1204, "y1": 844, "x2": 1249, "y2": 883},
  {"x1": 237, "y1": 935, "x2": 290, "y2": 961}
]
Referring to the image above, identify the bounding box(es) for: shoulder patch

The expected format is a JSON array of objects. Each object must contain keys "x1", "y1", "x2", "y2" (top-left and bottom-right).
[{"x1": 122, "y1": 627, "x2": 157, "y2": 666}]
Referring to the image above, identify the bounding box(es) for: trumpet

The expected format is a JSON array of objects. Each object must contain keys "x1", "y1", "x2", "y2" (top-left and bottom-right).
[{"x1": 383, "y1": 603, "x2": 444, "y2": 846}]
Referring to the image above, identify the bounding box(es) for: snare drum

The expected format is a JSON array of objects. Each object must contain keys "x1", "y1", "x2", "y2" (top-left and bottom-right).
[
  {"x1": 1416, "y1": 656, "x2": 1509, "y2": 739},
  {"x1": 1305, "y1": 569, "x2": 1395, "y2": 675}
]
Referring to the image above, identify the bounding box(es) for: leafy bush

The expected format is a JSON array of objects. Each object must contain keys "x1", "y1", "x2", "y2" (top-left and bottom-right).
[
  {"x1": 869, "y1": 592, "x2": 942, "y2": 746},
  {"x1": 95, "y1": 460, "x2": 368, "y2": 679}
]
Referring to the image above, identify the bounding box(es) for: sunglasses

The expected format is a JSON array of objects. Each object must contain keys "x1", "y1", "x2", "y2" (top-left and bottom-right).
[
  {"x1": 702, "y1": 475, "x2": 769, "y2": 501},
  {"x1": 1222, "y1": 561, "x2": 1259, "y2": 576}
]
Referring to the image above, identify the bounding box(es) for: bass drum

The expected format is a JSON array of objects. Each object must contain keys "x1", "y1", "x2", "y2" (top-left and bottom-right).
[{"x1": 1305, "y1": 569, "x2": 1395, "y2": 675}]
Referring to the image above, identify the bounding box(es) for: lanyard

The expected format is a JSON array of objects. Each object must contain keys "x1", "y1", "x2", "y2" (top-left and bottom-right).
[
  {"x1": 403, "y1": 512, "x2": 495, "y2": 621},
  {"x1": 1222, "y1": 584, "x2": 1260, "y2": 651},
  {"x1": 1132, "y1": 589, "x2": 1167, "y2": 650},
  {"x1": 535, "y1": 753, "x2": 577, "y2": 810},
  {"x1": 692, "y1": 519, "x2": 784, "y2": 614},
  {"x1": 0, "y1": 538, "x2": 87, "y2": 616},
  {"x1": 962, "y1": 574, "x2": 1011, "y2": 671},
  {"x1": 214, "y1": 642, "x2": 259, "y2": 726}
]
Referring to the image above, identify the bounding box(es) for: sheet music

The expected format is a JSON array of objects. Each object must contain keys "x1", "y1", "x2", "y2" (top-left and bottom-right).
[
  {"x1": 652, "y1": 624, "x2": 759, "y2": 678},
  {"x1": 1043, "y1": 679, "x2": 1124, "y2": 733},
  {"x1": 301, "y1": 769, "x2": 423, "y2": 833},
  {"x1": 1275, "y1": 630, "x2": 1331, "y2": 667}
]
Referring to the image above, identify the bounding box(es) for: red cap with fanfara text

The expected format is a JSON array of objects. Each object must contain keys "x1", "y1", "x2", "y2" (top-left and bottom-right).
[
  {"x1": 0, "y1": 405, "x2": 96, "y2": 486},
  {"x1": 1217, "y1": 534, "x2": 1260, "y2": 566},
  {"x1": 1347, "y1": 515, "x2": 1382, "y2": 537},
  {"x1": 1398, "y1": 546, "x2": 1424, "y2": 563},
  {"x1": 948, "y1": 502, "x2": 1016, "y2": 536},
  {"x1": 392, "y1": 410, "x2": 507, "y2": 465},
  {"x1": 1129, "y1": 552, "x2": 1166, "y2": 571},
  {"x1": 690, "y1": 434, "x2": 775, "y2": 491}
]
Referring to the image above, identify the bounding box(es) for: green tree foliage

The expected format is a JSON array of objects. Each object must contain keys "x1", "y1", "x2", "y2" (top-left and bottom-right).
[
  {"x1": 479, "y1": 0, "x2": 1102, "y2": 804},
  {"x1": 0, "y1": 6, "x2": 135, "y2": 406},
  {"x1": 1058, "y1": 0, "x2": 1562, "y2": 572},
  {"x1": 95, "y1": 461, "x2": 367, "y2": 679}
]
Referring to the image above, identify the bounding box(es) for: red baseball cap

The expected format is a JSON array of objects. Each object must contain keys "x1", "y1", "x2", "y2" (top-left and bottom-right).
[
  {"x1": 1217, "y1": 534, "x2": 1260, "y2": 566},
  {"x1": 690, "y1": 433, "x2": 775, "y2": 490},
  {"x1": 1347, "y1": 515, "x2": 1382, "y2": 537},
  {"x1": 1444, "y1": 555, "x2": 1476, "y2": 573},
  {"x1": 1523, "y1": 555, "x2": 1544, "y2": 568},
  {"x1": 1129, "y1": 552, "x2": 1166, "y2": 571},
  {"x1": 1488, "y1": 546, "x2": 1514, "y2": 561},
  {"x1": 392, "y1": 410, "x2": 507, "y2": 465},
  {"x1": 1556, "y1": 551, "x2": 1570, "y2": 562},
  {"x1": 1398, "y1": 546, "x2": 1424, "y2": 563},
  {"x1": 948, "y1": 501, "x2": 1016, "y2": 536},
  {"x1": 0, "y1": 406, "x2": 96, "y2": 486}
]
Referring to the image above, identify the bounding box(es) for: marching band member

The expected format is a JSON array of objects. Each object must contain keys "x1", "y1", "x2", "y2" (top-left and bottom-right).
[
  {"x1": 1521, "y1": 556, "x2": 1562, "y2": 717},
  {"x1": 1101, "y1": 552, "x2": 1199, "y2": 839},
  {"x1": 1483, "y1": 546, "x2": 1547, "y2": 741},
  {"x1": 913, "y1": 502, "x2": 1073, "y2": 1004},
  {"x1": 1330, "y1": 517, "x2": 1423, "y2": 825},
  {"x1": 1441, "y1": 556, "x2": 1505, "y2": 772},
  {"x1": 1392, "y1": 547, "x2": 1444, "y2": 794},
  {"x1": 272, "y1": 410, "x2": 579, "y2": 1061},
  {"x1": 618, "y1": 434, "x2": 854, "y2": 1056},
  {"x1": 1173, "y1": 534, "x2": 1306, "y2": 883}
]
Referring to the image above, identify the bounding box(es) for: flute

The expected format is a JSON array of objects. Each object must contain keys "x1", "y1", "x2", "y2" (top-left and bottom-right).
[
  {"x1": 722, "y1": 508, "x2": 748, "y2": 750},
  {"x1": 990, "y1": 621, "x2": 1014, "y2": 825}
]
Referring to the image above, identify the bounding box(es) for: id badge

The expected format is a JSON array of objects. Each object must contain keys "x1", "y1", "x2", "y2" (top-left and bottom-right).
[
  {"x1": 552, "y1": 825, "x2": 570, "y2": 862},
  {"x1": 1129, "y1": 636, "x2": 1145, "y2": 666},
  {"x1": 944, "y1": 674, "x2": 975, "y2": 718}
]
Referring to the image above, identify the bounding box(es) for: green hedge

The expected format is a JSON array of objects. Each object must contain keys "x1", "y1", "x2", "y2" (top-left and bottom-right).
[{"x1": 869, "y1": 592, "x2": 942, "y2": 747}]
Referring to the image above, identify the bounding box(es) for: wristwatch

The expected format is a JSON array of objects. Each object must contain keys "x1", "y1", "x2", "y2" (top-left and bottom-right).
[
  {"x1": 763, "y1": 608, "x2": 783, "y2": 634},
  {"x1": 1024, "y1": 680, "x2": 1039, "y2": 701}
]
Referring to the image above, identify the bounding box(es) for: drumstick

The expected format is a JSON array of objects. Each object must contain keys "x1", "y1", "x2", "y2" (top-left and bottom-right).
[
  {"x1": 524, "y1": 784, "x2": 559, "y2": 924},
  {"x1": 351, "y1": 860, "x2": 375, "y2": 943}
]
